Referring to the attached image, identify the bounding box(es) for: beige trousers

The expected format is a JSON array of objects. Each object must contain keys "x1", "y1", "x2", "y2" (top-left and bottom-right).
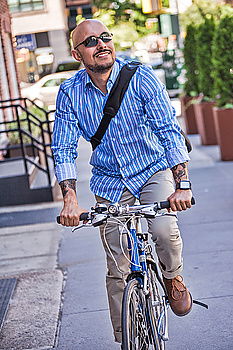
[{"x1": 96, "y1": 169, "x2": 183, "y2": 343}]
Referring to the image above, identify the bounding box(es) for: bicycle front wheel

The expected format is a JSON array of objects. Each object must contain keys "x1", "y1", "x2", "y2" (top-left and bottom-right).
[
  {"x1": 147, "y1": 262, "x2": 167, "y2": 350},
  {"x1": 122, "y1": 278, "x2": 150, "y2": 350}
]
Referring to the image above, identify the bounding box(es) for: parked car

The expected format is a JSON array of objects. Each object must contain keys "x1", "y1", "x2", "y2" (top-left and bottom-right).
[
  {"x1": 21, "y1": 71, "x2": 76, "y2": 109},
  {"x1": 54, "y1": 57, "x2": 82, "y2": 72}
]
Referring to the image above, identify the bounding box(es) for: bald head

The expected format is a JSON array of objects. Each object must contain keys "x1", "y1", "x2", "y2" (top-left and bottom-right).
[
  {"x1": 71, "y1": 19, "x2": 115, "y2": 76},
  {"x1": 72, "y1": 20, "x2": 110, "y2": 49}
]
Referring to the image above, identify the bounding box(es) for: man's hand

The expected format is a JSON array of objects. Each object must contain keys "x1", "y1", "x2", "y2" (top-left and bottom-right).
[
  {"x1": 167, "y1": 189, "x2": 192, "y2": 212},
  {"x1": 59, "y1": 179, "x2": 87, "y2": 226}
]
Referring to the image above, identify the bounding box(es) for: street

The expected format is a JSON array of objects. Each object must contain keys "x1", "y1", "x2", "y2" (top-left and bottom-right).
[{"x1": 0, "y1": 134, "x2": 233, "y2": 349}]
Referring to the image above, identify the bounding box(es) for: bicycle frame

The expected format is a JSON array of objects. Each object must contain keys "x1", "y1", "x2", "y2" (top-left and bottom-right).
[{"x1": 127, "y1": 216, "x2": 147, "y2": 273}]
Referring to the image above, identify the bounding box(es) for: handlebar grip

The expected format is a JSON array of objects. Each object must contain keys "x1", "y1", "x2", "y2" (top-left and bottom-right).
[
  {"x1": 56, "y1": 212, "x2": 89, "y2": 224},
  {"x1": 80, "y1": 212, "x2": 89, "y2": 221},
  {"x1": 159, "y1": 200, "x2": 170, "y2": 209},
  {"x1": 159, "y1": 197, "x2": 195, "y2": 209}
]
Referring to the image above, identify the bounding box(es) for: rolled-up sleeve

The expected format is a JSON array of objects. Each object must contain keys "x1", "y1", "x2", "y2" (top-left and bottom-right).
[
  {"x1": 51, "y1": 86, "x2": 81, "y2": 183},
  {"x1": 140, "y1": 67, "x2": 190, "y2": 168}
]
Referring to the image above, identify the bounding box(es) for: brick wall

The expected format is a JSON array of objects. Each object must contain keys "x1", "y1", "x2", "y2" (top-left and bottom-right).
[{"x1": 0, "y1": 0, "x2": 20, "y2": 105}]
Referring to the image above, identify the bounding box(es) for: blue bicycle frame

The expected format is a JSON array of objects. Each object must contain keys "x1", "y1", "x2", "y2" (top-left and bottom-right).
[{"x1": 127, "y1": 217, "x2": 147, "y2": 273}]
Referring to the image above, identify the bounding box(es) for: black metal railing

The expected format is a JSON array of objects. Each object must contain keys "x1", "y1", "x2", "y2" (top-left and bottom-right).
[{"x1": 0, "y1": 97, "x2": 55, "y2": 187}]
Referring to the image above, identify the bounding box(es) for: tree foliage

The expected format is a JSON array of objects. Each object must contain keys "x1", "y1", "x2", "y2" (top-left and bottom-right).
[
  {"x1": 92, "y1": 1, "x2": 156, "y2": 50},
  {"x1": 180, "y1": 0, "x2": 225, "y2": 29},
  {"x1": 183, "y1": 24, "x2": 199, "y2": 96},
  {"x1": 211, "y1": 14, "x2": 233, "y2": 107},
  {"x1": 93, "y1": 0, "x2": 153, "y2": 36},
  {"x1": 195, "y1": 18, "x2": 215, "y2": 98}
]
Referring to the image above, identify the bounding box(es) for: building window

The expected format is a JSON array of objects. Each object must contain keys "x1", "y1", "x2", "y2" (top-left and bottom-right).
[{"x1": 7, "y1": 0, "x2": 44, "y2": 13}]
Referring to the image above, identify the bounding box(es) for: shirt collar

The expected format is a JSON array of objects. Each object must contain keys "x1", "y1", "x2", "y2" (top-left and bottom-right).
[{"x1": 83, "y1": 58, "x2": 124, "y2": 93}]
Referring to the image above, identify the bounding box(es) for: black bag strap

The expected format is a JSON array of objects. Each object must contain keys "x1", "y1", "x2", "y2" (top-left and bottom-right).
[
  {"x1": 181, "y1": 129, "x2": 192, "y2": 153},
  {"x1": 90, "y1": 62, "x2": 141, "y2": 151}
]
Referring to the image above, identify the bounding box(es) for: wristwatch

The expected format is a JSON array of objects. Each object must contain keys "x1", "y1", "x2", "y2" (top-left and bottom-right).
[{"x1": 176, "y1": 180, "x2": 192, "y2": 190}]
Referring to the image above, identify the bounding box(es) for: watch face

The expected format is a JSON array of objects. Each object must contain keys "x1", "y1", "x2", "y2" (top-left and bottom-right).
[{"x1": 180, "y1": 181, "x2": 191, "y2": 189}]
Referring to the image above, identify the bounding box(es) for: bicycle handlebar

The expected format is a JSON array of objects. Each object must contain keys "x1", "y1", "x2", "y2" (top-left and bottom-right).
[{"x1": 56, "y1": 197, "x2": 195, "y2": 224}]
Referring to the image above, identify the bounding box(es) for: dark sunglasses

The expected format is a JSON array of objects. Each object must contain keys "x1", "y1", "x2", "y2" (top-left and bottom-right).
[{"x1": 74, "y1": 32, "x2": 113, "y2": 49}]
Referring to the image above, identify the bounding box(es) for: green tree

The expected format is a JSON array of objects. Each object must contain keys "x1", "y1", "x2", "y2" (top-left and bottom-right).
[
  {"x1": 195, "y1": 17, "x2": 215, "y2": 98},
  {"x1": 211, "y1": 14, "x2": 233, "y2": 107},
  {"x1": 180, "y1": 0, "x2": 223, "y2": 29},
  {"x1": 183, "y1": 24, "x2": 199, "y2": 96},
  {"x1": 93, "y1": 0, "x2": 152, "y2": 36},
  {"x1": 93, "y1": 8, "x2": 142, "y2": 50}
]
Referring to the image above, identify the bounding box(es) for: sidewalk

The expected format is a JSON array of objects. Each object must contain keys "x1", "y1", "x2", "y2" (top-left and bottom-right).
[{"x1": 0, "y1": 135, "x2": 233, "y2": 349}]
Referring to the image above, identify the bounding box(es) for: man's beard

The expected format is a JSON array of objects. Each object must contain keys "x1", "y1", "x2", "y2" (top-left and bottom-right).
[
  {"x1": 85, "y1": 60, "x2": 115, "y2": 73},
  {"x1": 80, "y1": 49, "x2": 115, "y2": 73}
]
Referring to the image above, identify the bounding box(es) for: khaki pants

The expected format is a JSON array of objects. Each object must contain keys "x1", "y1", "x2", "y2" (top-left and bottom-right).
[{"x1": 96, "y1": 169, "x2": 183, "y2": 343}]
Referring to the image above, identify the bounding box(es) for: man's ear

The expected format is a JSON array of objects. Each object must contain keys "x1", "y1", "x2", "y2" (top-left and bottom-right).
[{"x1": 72, "y1": 49, "x2": 82, "y2": 62}]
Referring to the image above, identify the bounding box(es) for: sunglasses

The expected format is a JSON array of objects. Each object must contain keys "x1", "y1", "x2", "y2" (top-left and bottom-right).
[{"x1": 74, "y1": 32, "x2": 113, "y2": 49}]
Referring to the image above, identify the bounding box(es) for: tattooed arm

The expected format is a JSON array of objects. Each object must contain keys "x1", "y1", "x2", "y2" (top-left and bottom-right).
[
  {"x1": 171, "y1": 162, "x2": 188, "y2": 187},
  {"x1": 60, "y1": 179, "x2": 77, "y2": 197},
  {"x1": 168, "y1": 162, "x2": 192, "y2": 212},
  {"x1": 59, "y1": 179, "x2": 87, "y2": 226}
]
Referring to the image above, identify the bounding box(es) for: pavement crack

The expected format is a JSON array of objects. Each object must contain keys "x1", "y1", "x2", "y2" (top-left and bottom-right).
[
  {"x1": 63, "y1": 307, "x2": 109, "y2": 316},
  {"x1": 195, "y1": 294, "x2": 233, "y2": 301},
  {"x1": 186, "y1": 248, "x2": 233, "y2": 256},
  {"x1": 181, "y1": 218, "x2": 233, "y2": 226},
  {"x1": 0, "y1": 253, "x2": 56, "y2": 262}
]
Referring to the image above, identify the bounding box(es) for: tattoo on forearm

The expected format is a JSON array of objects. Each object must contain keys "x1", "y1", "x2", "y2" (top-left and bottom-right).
[
  {"x1": 60, "y1": 179, "x2": 76, "y2": 197},
  {"x1": 171, "y1": 163, "x2": 187, "y2": 184}
]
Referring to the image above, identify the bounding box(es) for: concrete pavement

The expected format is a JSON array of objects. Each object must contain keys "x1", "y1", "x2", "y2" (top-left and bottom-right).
[{"x1": 0, "y1": 134, "x2": 233, "y2": 349}]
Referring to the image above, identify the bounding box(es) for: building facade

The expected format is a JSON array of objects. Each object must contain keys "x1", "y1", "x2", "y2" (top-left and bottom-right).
[
  {"x1": 64, "y1": 0, "x2": 94, "y2": 31},
  {"x1": 0, "y1": 0, "x2": 20, "y2": 156},
  {"x1": 8, "y1": 0, "x2": 71, "y2": 82},
  {"x1": 0, "y1": 0, "x2": 20, "y2": 102}
]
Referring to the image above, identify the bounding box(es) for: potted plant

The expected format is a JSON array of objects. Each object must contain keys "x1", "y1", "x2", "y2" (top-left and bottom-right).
[
  {"x1": 212, "y1": 13, "x2": 233, "y2": 160},
  {"x1": 181, "y1": 24, "x2": 199, "y2": 134},
  {"x1": 194, "y1": 17, "x2": 217, "y2": 145}
]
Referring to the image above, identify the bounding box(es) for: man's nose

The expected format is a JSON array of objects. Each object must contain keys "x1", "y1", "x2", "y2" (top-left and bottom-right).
[{"x1": 96, "y1": 38, "x2": 107, "y2": 48}]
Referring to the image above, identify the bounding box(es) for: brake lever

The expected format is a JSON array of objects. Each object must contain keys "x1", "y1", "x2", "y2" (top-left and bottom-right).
[{"x1": 72, "y1": 223, "x2": 93, "y2": 232}]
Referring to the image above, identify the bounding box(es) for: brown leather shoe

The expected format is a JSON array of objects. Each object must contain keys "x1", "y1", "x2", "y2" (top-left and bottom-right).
[{"x1": 163, "y1": 275, "x2": 192, "y2": 316}]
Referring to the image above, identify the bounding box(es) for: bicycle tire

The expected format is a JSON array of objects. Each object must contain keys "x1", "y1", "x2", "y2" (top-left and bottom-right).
[
  {"x1": 122, "y1": 278, "x2": 150, "y2": 350},
  {"x1": 147, "y1": 261, "x2": 167, "y2": 350}
]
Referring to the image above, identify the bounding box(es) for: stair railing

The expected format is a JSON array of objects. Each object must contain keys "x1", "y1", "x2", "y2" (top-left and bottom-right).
[{"x1": 0, "y1": 97, "x2": 55, "y2": 187}]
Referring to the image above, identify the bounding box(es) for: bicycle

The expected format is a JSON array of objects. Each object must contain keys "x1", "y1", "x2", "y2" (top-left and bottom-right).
[{"x1": 57, "y1": 197, "x2": 203, "y2": 350}]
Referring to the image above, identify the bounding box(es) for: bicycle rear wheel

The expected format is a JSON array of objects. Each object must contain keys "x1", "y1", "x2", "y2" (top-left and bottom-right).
[
  {"x1": 147, "y1": 262, "x2": 167, "y2": 350},
  {"x1": 122, "y1": 278, "x2": 150, "y2": 350}
]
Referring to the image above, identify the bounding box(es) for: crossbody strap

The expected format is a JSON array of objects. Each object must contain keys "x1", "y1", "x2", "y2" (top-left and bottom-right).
[{"x1": 90, "y1": 62, "x2": 141, "y2": 151}]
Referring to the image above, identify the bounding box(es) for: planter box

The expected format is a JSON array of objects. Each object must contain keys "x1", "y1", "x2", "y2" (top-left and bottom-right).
[
  {"x1": 180, "y1": 96, "x2": 198, "y2": 134},
  {"x1": 213, "y1": 107, "x2": 233, "y2": 161},
  {"x1": 194, "y1": 101, "x2": 217, "y2": 145}
]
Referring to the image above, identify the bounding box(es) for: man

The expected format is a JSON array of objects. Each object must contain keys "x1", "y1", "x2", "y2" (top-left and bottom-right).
[{"x1": 51, "y1": 19, "x2": 193, "y2": 345}]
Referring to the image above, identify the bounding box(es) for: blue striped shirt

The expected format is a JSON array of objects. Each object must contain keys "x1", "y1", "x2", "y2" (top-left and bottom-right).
[{"x1": 51, "y1": 58, "x2": 189, "y2": 202}]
